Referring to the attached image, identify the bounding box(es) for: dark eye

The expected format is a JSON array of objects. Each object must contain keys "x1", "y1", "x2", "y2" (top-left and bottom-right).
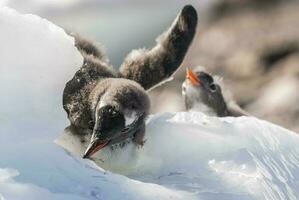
[
  {"x1": 209, "y1": 83, "x2": 216, "y2": 91},
  {"x1": 131, "y1": 104, "x2": 136, "y2": 110}
]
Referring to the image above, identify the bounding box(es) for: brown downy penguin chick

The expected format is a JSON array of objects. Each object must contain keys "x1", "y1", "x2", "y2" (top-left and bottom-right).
[
  {"x1": 63, "y1": 5, "x2": 198, "y2": 159},
  {"x1": 182, "y1": 68, "x2": 248, "y2": 117}
]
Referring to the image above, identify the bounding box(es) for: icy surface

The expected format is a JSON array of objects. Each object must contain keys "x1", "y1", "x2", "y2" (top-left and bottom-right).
[
  {"x1": 133, "y1": 113, "x2": 299, "y2": 199},
  {"x1": 61, "y1": 112, "x2": 299, "y2": 200},
  {"x1": 1, "y1": 6, "x2": 299, "y2": 200}
]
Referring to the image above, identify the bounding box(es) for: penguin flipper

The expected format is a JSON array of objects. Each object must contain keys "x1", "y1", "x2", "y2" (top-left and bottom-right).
[
  {"x1": 70, "y1": 33, "x2": 109, "y2": 63},
  {"x1": 119, "y1": 5, "x2": 198, "y2": 90},
  {"x1": 63, "y1": 35, "x2": 116, "y2": 129}
]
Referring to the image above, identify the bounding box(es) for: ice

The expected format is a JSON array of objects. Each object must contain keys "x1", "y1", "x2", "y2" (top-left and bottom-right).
[
  {"x1": 0, "y1": 142, "x2": 191, "y2": 200},
  {"x1": 1, "y1": 6, "x2": 299, "y2": 200},
  {"x1": 84, "y1": 112, "x2": 299, "y2": 199}
]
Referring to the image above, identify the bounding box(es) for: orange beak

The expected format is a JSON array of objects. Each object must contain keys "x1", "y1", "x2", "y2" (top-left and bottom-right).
[
  {"x1": 186, "y1": 68, "x2": 201, "y2": 86},
  {"x1": 83, "y1": 139, "x2": 109, "y2": 159}
]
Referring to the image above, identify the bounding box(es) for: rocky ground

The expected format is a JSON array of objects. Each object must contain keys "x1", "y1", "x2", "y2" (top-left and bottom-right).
[{"x1": 150, "y1": 0, "x2": 299, "y2": 133}]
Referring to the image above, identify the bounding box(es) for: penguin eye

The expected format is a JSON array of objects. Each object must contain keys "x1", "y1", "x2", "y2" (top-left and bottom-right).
[
  {"x1": 209, "y1": 83, "x2": 217, "y2": 92},
  {"x1": 131, "y1": 104, "x2": 136, "y2": 110},
  {"x1": 108, "y1": 108, "x2": 116, "y2": 115}
]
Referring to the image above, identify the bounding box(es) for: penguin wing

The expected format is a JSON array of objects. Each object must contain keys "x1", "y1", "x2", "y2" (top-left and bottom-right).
[
  {"x1": 63, "y1": 35, "x2": 117, "y2": 128},
  {"x1": 119, "y1": 5, "x2": 198, "y2": 90},
  {"x1": 70, "y1": 33, "x2": 109, "y2": 63}
]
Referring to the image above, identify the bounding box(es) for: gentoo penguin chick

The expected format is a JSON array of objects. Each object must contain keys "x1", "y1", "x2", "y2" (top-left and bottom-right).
[
  {"x1": 182, "y1": 68, "x2": 248, "y2": 117},
  {"x1": 62, "y1": 5, "x2": 198, "y2": 159}
]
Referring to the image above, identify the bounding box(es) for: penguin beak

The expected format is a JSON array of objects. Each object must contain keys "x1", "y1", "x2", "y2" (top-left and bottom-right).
[
  {"x1": 83, "y1": 134, "x2": 109, "y2": 159},
  {"x1": 83, "y1": 113, "x2": 146, "y2": 159},
  {"x1": 186, "y1": 68, "x2": 201, "y2": 86}
]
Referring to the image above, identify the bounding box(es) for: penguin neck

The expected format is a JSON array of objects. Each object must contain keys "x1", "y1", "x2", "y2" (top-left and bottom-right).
[
  {"x1": 214, "y1": 100, "x2": 229, "y2": 117},
  {"x1": 189, "y1": 101, "x2": 218, "y2": 116},
  {"x1": 191, "y1": 100, "x2": 229, "y2": 117},
  {"x1": 184, "y1": 88, "x2": 229, "y2": 117},
  {"x1": 207, "y1": 92, "x2": 229, "y2": 117}
]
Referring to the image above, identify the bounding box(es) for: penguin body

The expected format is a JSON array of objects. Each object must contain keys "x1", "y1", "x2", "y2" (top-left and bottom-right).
[{"x1": 62, "y1": 5, "x2": 198, "y2": 158}]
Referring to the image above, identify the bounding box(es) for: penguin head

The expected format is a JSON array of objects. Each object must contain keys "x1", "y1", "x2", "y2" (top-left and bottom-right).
[
  {"x1": 182, "y1": 68, "x2": 228, "y2": 116},
  {"x1": 83, "y1": 104, "x2": 126, "y2": 158},
  {"x1": 83, "y1": 96, "x2": 147, "y2": 159}
]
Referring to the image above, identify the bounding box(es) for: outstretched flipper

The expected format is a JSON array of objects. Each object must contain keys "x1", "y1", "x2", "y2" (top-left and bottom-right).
[{"x1": 119, "y1": 5, "x2": 198, "y2": 90}]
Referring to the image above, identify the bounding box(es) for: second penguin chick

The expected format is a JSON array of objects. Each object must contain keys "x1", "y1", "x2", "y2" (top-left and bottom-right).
[{"x1": 182, "y1": 68, "x2": 248, "y2": 117}]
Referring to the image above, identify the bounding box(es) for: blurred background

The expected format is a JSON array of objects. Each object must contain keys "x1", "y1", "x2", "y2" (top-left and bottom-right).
[{"x1": 3, "y1": 0, "x2": 299, "y2": 133}]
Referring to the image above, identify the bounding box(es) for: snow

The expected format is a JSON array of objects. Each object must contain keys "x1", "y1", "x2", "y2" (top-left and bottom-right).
[
  {"x1": 138, "y1": 113, "x2": 299, "y2": 199},
  {"x1": 63, "y1": 112, "x2": 298, "y2": 200},
  {"x1": 1, "y1": 6, "x2": 299, "y2": 200}
]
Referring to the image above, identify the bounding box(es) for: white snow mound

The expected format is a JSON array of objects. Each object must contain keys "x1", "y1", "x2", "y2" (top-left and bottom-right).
[
  {"x1": 0, "y1": 6, "x2": 299, "y2": 200},
  {"x1": 60, "y1": 111, "x2": 299, "y2": 200}
]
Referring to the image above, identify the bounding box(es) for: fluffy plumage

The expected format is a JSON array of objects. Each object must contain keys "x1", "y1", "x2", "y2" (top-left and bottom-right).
[
  {"x1": 120, "y1": 5, "x2": 198, "y2": 90},
  {"x1": 62, "y1": 5, "x2": 198, "y2": 157}
]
